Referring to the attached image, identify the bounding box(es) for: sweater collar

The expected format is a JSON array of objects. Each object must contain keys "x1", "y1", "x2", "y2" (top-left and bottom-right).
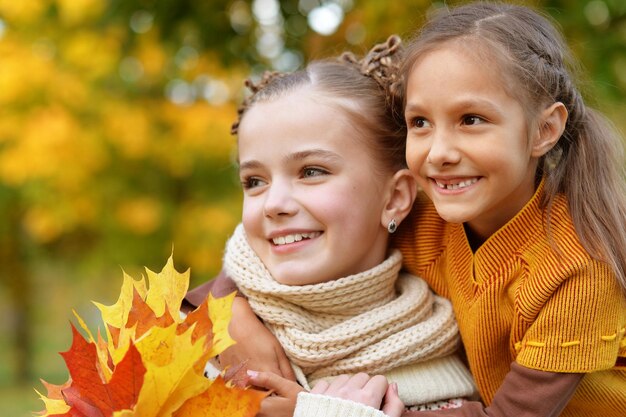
[{"x1": 453, "y1": 179, "x2": 547, "y2": 281}]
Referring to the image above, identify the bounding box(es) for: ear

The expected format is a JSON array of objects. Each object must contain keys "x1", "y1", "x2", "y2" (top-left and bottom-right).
[
  {"x1": 531, "y1": 101, "x2": 568, "y2": 157},
  {"x1": 381, "y1": 169, "x2": 418, "y2": 230}
]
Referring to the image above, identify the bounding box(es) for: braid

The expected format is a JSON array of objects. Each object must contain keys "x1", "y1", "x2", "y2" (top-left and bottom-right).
[
  {"x1": 342, "y1": 35, "x2": 403, "y2": 97},
  {"x1": 338, "y1": 35, "x2": 405, "y2": 134},
  {"x1": 231, "y1": 71, "x2": 287, "y2": 135}
]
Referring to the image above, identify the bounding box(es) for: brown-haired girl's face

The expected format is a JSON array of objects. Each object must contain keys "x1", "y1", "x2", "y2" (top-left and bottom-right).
[
  {"x1": 237, "y1": 88, "x2": 392, "y2": 285},
  {"x1": 404, "y1": 43, "x2": 541, "y2": 240}
]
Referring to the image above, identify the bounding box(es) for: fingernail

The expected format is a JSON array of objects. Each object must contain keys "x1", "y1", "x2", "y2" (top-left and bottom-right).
[
  {"x1": 392, "y1": 382, "x2": 398, "y2": 393},
  {"x1": 246, "y1": 370, "x2": 259, "y2": 378}
]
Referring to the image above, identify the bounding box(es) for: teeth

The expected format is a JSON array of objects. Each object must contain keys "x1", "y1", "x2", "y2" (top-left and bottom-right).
[
  {"x1": 272, "y1": 232, "x2": 321, "y2": 245},
  {"x1": 435, "y1": 178, "x2": 478, "y2": 190}
]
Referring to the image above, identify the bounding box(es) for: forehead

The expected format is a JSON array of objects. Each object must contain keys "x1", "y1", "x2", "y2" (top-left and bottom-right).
[
  {"x1": 406, "y1": 41, "x2": 518, "y2": 105},
  {"x1": 411, "y1": 38, "x2": 524, "y2": 100},
  {"x1": 237, "y1": 89, "x2": 366, "y2": 159}
]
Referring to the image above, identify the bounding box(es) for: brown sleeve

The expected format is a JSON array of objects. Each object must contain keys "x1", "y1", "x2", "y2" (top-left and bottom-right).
[
  {"x1": 401, "y1": 362, "x2": 583, "y2": 417},
  {"x1": 181, "y1": 269, "x2": 242, "y2": 312}
]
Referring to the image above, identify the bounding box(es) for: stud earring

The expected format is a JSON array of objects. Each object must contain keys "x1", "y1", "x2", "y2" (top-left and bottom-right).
[{"x1": 387, "y1": 219, "x2": 397, "y2": 234}]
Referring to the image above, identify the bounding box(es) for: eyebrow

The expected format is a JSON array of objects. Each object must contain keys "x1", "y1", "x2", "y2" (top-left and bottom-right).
[
  {"x1": 238, "y1": 149, "x2": 342, "y2": 171},
  {"x1": 405, "y1": 98, "x2": 503, "y2": 116}
]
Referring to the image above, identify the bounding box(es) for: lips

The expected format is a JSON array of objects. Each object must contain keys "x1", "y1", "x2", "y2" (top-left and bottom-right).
[
  {"x1": 433, "y1": 177, "x2": 479, "y2": 190},
  {"x1": 271, "y1": 231, "x2": 322, "y2": 246}
]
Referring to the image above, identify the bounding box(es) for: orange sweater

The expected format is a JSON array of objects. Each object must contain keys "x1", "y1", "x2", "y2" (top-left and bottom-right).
[{"x1": 393, "y1": 183, "x2": 626, "y2": 416}]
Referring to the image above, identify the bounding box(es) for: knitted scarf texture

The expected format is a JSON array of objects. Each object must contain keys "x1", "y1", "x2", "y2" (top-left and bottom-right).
[{"x1": 224, "y1": 224, "x2": 476, "y2": 404}]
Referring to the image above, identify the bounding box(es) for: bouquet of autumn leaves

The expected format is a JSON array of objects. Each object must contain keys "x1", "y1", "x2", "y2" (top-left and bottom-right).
[{"x1": 36, "y1": 255, "x2": 266, "y2": 416}]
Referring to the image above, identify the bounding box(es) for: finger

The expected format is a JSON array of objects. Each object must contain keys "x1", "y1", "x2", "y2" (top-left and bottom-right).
[
  {"x1": 361, "y1": 374, "x2": 389, "y2": 409},
  {"x1": 311, "y1": 379, "x2": 330, "y2": 394},
  {"x1": 381, "y1": 383, "x2": 405, "y2": 417},
  {"x1": 363, "y1": 374, "x2": 388, "y2": 396},
  {"x1": 276, "y1": 349, "x2": 297, "y2": 381},
  {"x1": 343, "y1": 373, "x2": 371, "y2": 390},
  {"x1": 325, "y1": 374, "x2": 351, "y2": 393},
  {"x1": 247, "y1": 370, "x2": 304, "y2": 399},
  {"x1": 258, "y1": 396, "x2": 297, "y2": 417}
]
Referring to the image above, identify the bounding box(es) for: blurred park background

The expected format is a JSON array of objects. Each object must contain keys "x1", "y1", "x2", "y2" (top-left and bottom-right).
[{"x1": 0, "y1": 0, "x2": 624, "y2": 415}]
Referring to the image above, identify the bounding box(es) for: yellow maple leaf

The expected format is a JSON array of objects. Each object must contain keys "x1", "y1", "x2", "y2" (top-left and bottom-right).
[
  {"x1": 144, "y1": 254, "x2": 190, "y2": 319},
  {"x1": 207, "y1": 292, "x2": 236, "y2": 357},
  {"x1": 34, "y1": 389, "x2": 71, "y2": 416},
  {"x1": 131, "y1": 324, "x2": 211, "y2": 416},
  {"x1": 94, "y1": 270, "x2": 147, "y2": 329}
]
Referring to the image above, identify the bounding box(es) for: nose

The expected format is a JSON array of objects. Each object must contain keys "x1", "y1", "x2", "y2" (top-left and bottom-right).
[
  {"x1": 263, "y1": 180, "x2": 298, "y2": 219},
  {"x1": 427, "y1": 128, "x2": 461, "y2": 167}
]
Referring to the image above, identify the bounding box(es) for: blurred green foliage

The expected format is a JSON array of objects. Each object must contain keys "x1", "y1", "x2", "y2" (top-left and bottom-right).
[{"x1": 0, "y1": 1, "x2": 624, "y2": 416}]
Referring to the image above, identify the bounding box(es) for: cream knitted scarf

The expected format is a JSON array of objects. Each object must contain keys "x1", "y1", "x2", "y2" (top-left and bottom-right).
[{"x1": 223, "y1": 225, "x2": 463, "y2": 387}]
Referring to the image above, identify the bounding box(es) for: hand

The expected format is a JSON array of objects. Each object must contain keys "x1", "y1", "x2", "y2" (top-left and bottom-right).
[
  {"x1": 247, "y1": 370, "x2": 304, "y2": 417},
  {"x1": 312, "y1": 374, "x2": 404, "y2": 417},
  {"x1": 219, "y1": 297, "x2": 296, "y2": 381}
]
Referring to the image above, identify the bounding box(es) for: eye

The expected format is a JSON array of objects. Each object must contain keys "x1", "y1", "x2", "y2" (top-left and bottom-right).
[
  {"x1": 302, "y1": 167, "x2": 328, "y2": 178},
  {"x1": 408, "y1": 117, "x2": 431, "y2": 129},
  {"x1": 241, "y1": 176, "x2": 266, "y2": 189},
  {"x1": 462, "y1": 115, "x2": 485, "y2": 125}
]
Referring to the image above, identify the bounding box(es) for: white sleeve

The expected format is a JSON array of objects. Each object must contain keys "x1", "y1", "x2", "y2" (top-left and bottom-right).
[{"x1": 294, "y1": 392, "x2": 388, "y2": 417}]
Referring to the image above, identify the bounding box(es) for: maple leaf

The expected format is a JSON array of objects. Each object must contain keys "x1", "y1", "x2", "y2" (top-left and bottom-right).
[
  {"x1": 143, "y1": 254, "x2": 190, "y2": 319},
  {"x1": 206, "y1": 292, "x2": 236, "y2": 357},
  {"x1": 223, "y1": 361, "x2": 252, "y2": 389},
  {"x1": 173, "y1": 376, "x2": 268, "y2": 417},
  {"x1": 130, "y1": 324, "x2": 212, "y2": 415},
  {"x1": 59, "y1": 324, "x2": 145, "y2": 416},
  {"x1": 94, "y1": 271, "x2": 147, "y2": 330},
  {"x1": 37, "y1": 255, "x2": 264, "y2": 417},
  {"x1": 126, "y1": 287, "x2": 175, "y2": 338}
]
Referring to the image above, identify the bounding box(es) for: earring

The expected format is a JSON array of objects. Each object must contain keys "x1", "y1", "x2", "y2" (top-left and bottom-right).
[{"x1": 387, "y1": 219, "x2": 397, "y2": 234}]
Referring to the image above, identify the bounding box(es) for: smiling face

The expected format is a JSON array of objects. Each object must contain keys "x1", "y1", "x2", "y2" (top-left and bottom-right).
[
  {"x1": 237, "y1": 87, "x2": 392, "y2": 285},
  {"x1": 404, "y1": 42, "x2": 540, "y2": 242}
]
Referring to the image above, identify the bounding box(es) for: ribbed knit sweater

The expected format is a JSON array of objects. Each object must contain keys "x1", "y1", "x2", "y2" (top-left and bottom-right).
[{"x1": 392, "y1": 182, "x2": 626, "y2": 416}]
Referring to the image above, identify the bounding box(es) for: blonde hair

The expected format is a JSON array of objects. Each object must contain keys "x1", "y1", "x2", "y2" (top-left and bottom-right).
[
  {"x1": 233, "y1": 36, "x2": 406, "y2": 173},
  {"x1": 403, "y1": 2, "x2": 626, "y2": 292}
]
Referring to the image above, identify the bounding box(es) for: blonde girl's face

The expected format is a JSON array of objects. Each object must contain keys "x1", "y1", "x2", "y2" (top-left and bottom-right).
[
  {"x1": 404, "y1": 43, "x2": 540, "y2": 242},
  {"x1": 237, "y1": 88, "x2": 391, "y2": 286}
]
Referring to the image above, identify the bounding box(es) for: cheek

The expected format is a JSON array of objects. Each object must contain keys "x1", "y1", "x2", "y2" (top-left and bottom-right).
[
  {"x1": 405, "y1": 140, "x2": 427, "y2": 177},
  {"x1": 241, "y1": 199, "x2": 262, "y2": 232}
]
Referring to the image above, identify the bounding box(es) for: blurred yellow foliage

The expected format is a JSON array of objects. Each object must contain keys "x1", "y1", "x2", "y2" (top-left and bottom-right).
[
  {"x1": 61, "y1": 30, "x2": 122, "y2": 79},
  {"x1": 174, "y1": 201, "x2": 241, "y2": 275},
  {"x1": 24, "y1": 206, "x2": 64, "y2": 243},
  {"x1": 103, "y1": 103, "x2": 153, "y2": 159},
  {"x1": 0, "y1": 0, "x2": 48, "y2": 24},
  {"x1": 115, "y1": 197, "x2": 163, "y2": 235},
  {"x1": 0, "y1": 39, "x2": 55, "y2": 104},
  {"x1": 56, "y1": 0, "x2": 105, "y2": 25},
  {"x1": 135, "y1": 33, "x2": 168, "y2": 80}
]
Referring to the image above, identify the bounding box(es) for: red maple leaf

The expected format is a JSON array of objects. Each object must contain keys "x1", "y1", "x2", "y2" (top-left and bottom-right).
[{"x1": 58, "y1": 324, "x2": 146, "y2": 416}]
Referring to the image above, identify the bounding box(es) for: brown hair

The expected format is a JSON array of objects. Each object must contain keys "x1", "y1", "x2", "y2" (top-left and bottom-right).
[
  {"x1": 402, "y1": 2, "x2": 626, "y2": 292},
  {"x1": 232, "y1": 35, "x2": 406, "y2": 173}
]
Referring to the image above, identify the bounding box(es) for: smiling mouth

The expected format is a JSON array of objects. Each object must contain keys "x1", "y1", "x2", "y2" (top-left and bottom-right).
[
  {"x1": 433, "y1": 177, "x2": 479, "y2": 190},
  {"x1": 272, "y1": 232, "x2": 322, "y2": 246}
]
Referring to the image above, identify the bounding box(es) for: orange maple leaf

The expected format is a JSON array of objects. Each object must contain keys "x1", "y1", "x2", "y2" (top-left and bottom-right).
[
  {"x1": 173, "y1": 376, "x2": 268, "y2": 417},
  {"x1": 126, "y1": 287, "x2": 175, "y2": 338},
  {"x1": 177, "y1": 296, "x2": 213, "y2": 344}
]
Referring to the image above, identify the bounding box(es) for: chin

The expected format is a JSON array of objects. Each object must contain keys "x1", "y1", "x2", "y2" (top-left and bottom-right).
[
  {"x1": 435, "y1": 208, "x2": 472, "y2": 225},
  {"x1": 272, "y1": 270, "x2": 312, "y2": 286},
  {"x1": 273, "y1": 267, "x2": 332, "y2": 286}
]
